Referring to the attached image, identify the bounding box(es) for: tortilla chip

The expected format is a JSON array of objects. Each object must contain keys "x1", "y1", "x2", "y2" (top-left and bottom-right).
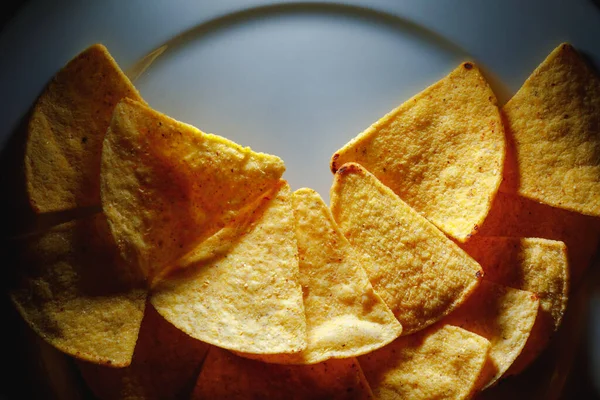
[
  {"x1": 25, "y1": 44, "x2": 143, "y2": 213},
  {"x1": 461, "y1": 237, "x2": 569, "y2": 375},
  {"x1": 150, "y1": 182, "x2": 306, "y2": 355},
  {"x1": 443, "y1": 281, "x2": 539, "y2": 389},
  {"x1": 331, "y1": 62, "x2": 504, "y2": 242},
  {"x1": 9, "y1": 214, "x2": 147, "y2": 367},
  {"x1": 359, "y1": 324, "x2": 490, "y2": 400},
  {"x1": 78, "y1": 304, "x2": 210, "y2": 400},
  {"x1": 243, "y1": 188, "x2": 402, "y2": 364},
  {"x1": 478, "y1": 191, "x2": 600, "y2": 284},
  {"x1": 101, "y1": 98, "x2": 285, "y2": 282},
  {"x1": 192, "y1": 347, "x2": 373, "y2": 400},
  {"x1": 501, "y1": 43, "x2": 600, "y2": 216},
  {"x1": 330, "y1": 163, "x2": 483, "y2": 335}
]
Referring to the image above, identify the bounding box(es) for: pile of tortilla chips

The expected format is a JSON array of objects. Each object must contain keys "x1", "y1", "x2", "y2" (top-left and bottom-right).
[{"x1": 8, "y1": 41, "x2": 599, "y2": 399}]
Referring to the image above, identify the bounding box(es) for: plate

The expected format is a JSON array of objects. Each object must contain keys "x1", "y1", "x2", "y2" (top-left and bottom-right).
[{"x1": 1, "y1": 0, "x2": 599, "y2": 398}]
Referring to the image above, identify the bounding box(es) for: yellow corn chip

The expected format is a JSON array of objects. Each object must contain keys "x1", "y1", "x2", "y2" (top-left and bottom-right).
[
  {"x1": 192, "y1": 347, "x2": 373, "y2": 400},
  {"x1": 478, "y1": 191, "x2": 600, "y2": 284},
  {"x1": 330, "y1": 163, "x2": 483, "y2": 335},
  {"x1": 501, "y1": 43, "x2": 600, "y2": 216},
  {"x1": 331, "y1": 62, "x2": 504, "y2": 241},
  {"x1": 444, "y1": 281, "x2": 539, "y2": 389},
  {"x1": 358, "y1": 324, "x2": 490, "y2": 400},
  {"x1": 150, "y1": 182, "x2": 306, "y2": 355},
  {"x1": 243, "y1": 188, "x2": 402, "y2": 364},
  {"x1": 25, "y1": 44, "x2": 143, "y2": 213},
  {"x1": 78, "y1": 304, "x2": 210, "y2": 400},
  {"x1": 9, "y1": 214, "x2": 147, "y2": 367},
  {"x1": 100, "y1": 98, "x2": 285, "y2": 282},
  {"x1": 461, "y1": 237, "x2": 569, "y2": 375}
]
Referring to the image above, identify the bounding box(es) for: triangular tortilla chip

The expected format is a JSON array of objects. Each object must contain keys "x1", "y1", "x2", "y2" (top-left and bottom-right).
[
  {"x1": 192, "y1": 347, "x2": 373, "y2": 400},
  {"x1": 78, "y1": 304, "x2": 210, "y2": 400},
  {"x1": 25, "y1": 44, "x2": 143, "y2": 213},
  {"x1": 358, "y1": 324, "x2": 490, "y2": 400},
  {"x1": 501, "y1": 43, "x2": 600, "y2": 216},
  {"x1": 461, "y1": 237, "x2": 569, "y2": 375},
  {"x1": 478, "y1": 191, "x2": 600, "y2": 284},
  {"x1": 150, "y1": 182, "x2": 306, "y2": 355},
  {"x1": 443, "y1": 281, "x2": 539, "y2": 389},
  {"x1": 9, "y1": 214, "x2": 147, "y2": 367},
  {"x1": 243, "y1": 188, "x2": 402, "y2": 364},
  {"x1": 101, "y1": 98, "x2": 286, "y2": 282},
  {"x1": 330, "y1": 163, "x2": 483, "y2": 335},
  {"x1": 331, "y1": 62, "x2": 505, "y2": 241}
]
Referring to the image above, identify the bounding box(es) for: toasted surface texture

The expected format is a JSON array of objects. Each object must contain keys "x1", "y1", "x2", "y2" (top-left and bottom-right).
[
  {"x1": 150, "y1": 182, "x2": 306, "y2": 355},
  {"x1": 501, "y1": 43, "x2": 600, "y2": 216},
  {"x1": 358, "y1": 324, "x2": 490, "y2": 400},
  {"x1": 331, "y1": 62, "x2": 504, "y2": 241},
  {"x1": 9, "y1": 214, "x2": 147, "y2": 367},
  {"x1": 26, "y1": 44, "x2": 143, "y2": 213},
  {"x1": 192, "y1": 347, "x2": 373, "y2": 400},
  {"x1": 478, "y1": 192, "x2": 600, "y2": 284},
  {"x1": 444, "y1": 281, "x2": 539, "y2": 389},
  {"x1": 461, "y1": 237, "x2": 569, "y2": 374},
  {"x1": 330, "y1": 163, "x2": 483, "y2": 335},
  {"x1": 78, "y1": 304, "x2": 210, "y2": 400},
  {"x1": 101, "y1": 98, "x2": 285, "y2": 281},
  {"x1": 244, "y1": 188, "x2": 402, "y2": 364}
]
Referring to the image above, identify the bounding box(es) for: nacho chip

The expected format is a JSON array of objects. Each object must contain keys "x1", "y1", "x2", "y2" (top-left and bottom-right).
[
  {"x1": 330, "y1": 62, "x2": 504, "y2": 241},
  {"x1": 150, "y1": 182, "x2": 306, "y2": 355},
  {"x1": 243, "y1": 188, "x2": 402, "y2": 364},
  {"x1": 330, "y1": 163, "x2": 483, "y2": 335},
  {"x1": 101, "y1": 98, "x2": 285, "y2": 282},
  {"x1": 443, "y1": 280, "x2": 539, "y2": 389},
  {"x1": 461, "y1": 237, "x2": 569, "y2": 374},
  {"x1": 9, "y1": 214, "x2": 147, "y2": 367},
  {"x1": 25, "y1": 44, "x2": 143, "y2": 213},
  {"x1": 78, "y1": 304, "x2": 210, "y2": 400},
  {"x1": 358, "y1": 324, "x2": 490, "y2": 400},
  {"x1": 192, "y1": 347, "x2": 373, "y2": 400},
  {"x1": 478, "y1": 191, "x2": 600, "y2": 284},
  {"x1": 501, "y1": 43, "x2": 600, "y2": 216}
]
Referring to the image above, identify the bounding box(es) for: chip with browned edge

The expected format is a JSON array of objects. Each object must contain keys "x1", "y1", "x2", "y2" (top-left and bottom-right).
[
  {"x1": 78, "y1": 304, "x2": 210, "y2": 400},
  {"x1": 242, "y1": 188, "x2": 402, "y2": 364},
  {"x1": 9, "y1": 214, "x2": 147, "y2": 367},
  {"x1": 443, "y1": 280, "x2": 539, "y2": 389},
  {"x1": 192, "y1": 347, "x2": 373, "y2": 400},
  {"x1": 25, "y1": 44, "x2": 143, "y2": 213},
  {"x1": 330, "y1": 163, "x2": 483, "y2": 335},
  {"x1": 478, "y1": 192, "x2": 600, "y2": 284},
  {"x1": 461, "y1": 237, "x2": 569, "y2": 375},
  {"x1": 501, "y1": 43, "x2": 600, "y2": 216},
  {"x1": 101, "y1": 98, "x2": 286, "y2": 282},
  {"x1": 358, "y1": 324, "x2": 490, "y2": 400},
  {"x1": 331, "y1": 62, "x2": 504, "y2": 242},
  {"x1": 150, "y1": 182, "x2": 306, "y2": 355}
]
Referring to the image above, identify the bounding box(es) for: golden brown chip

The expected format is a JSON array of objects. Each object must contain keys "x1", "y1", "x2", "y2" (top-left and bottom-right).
[
  {"x1": 242, "y1": 188, "x2": 402, "y2": 364},
  {"x1": 358, "y1": 324, "x2": 490, "y2": 400},
  {"x1": 9, "y1": 214, "x2": 147, "y2": 367},
  {"x1": 150, "y1": 182, "x2": 306, "y2": 355},
  {"x1": 192, "y1": 347, "x2": 373, "y2": 400},
  {"x1": 25, "y1": 44, "x2": 143, "y2": 213},
  {"x1": 478, "y1": 191, "x2": 600, "y2": 284},
  {"x1": 460, "y1": 237, "x2": 568, "y2": 375},
  {"x1": 78, "y1": 304, "x2": 210, "y2": 400},
  {"x1": 330, "y1": 163, "x2": 483, "y2": 335},
  {"x1": 101, "y1": 98, "x2": 286, "y2": 282},
  {"x1": 501, "y1": 43, "x2": 600, "y2": 216},
  {"x1": 443, "y1": 281, "x2": 539, "y2": 389},
  {"x1": 331, "y1": 62, "x2": 504, "y2": 242}
]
